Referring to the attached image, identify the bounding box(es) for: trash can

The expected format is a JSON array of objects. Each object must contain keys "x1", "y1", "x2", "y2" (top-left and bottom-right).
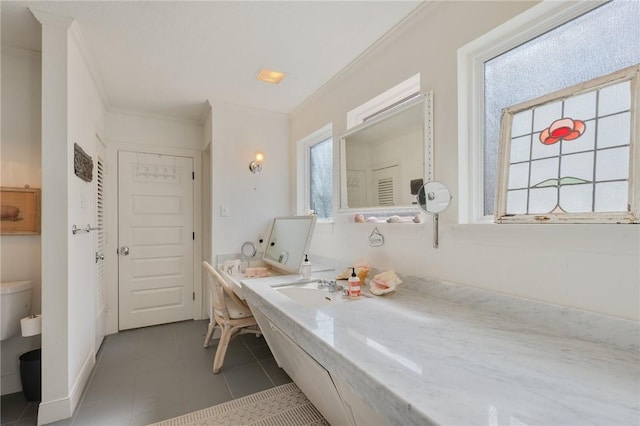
[{"x1": 19, "y1": 349, "x2": 41, "y2": 401}]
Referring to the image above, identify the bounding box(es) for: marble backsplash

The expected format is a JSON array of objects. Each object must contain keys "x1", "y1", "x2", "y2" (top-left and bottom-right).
[
  {"x1": 307, "y1": 254, "x2": 639, "y2": 352},
  {"x1": 216, "y1": 252, "x2": 638, "y2": 351}
]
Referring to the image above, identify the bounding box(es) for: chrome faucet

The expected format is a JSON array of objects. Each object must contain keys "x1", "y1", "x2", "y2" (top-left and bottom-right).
[{"x1": 317, "y1": 279, "x2": 342, "y2": 293}]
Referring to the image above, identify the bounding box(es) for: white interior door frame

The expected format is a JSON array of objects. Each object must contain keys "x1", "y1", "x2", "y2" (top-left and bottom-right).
[{"x1": 104, "y1": 142, "x2": 203, "y2": 335}]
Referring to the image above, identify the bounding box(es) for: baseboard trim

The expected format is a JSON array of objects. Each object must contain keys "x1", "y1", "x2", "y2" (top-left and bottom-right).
[
  {"x1": 37, "y1": 351, "x2": 95, "y2": 425},
  {"x1": 37, "y1": 396, "x2": 72, "y2": 426},
  {"x1": 70, "y1": 351, "x2": 95, "y2": 411}
]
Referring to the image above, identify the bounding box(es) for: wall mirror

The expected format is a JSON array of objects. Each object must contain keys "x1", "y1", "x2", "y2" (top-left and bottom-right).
[
  {"x1": 263, "y1": 215, "x2": 317, "y2": 274},
  {"x1": 339, "y1": 91, "x2": 433, "y2": 215}
]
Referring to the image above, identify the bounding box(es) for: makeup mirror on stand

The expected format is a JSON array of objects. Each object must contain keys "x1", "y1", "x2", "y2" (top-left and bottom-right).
[
  {"x1": 417, "y1": 181, "x2": 452, "y2": 248},
  {"x1": 240, "y1": 241, "x2": 256, "y2": 271}
]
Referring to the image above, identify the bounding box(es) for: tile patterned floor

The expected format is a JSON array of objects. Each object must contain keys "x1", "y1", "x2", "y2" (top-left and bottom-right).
[{"x1": 1, "y1": 320, "x2": 291, "y2": 425}]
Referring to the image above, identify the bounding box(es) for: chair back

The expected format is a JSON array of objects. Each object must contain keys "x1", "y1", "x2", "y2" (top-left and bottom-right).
[{"x1": 203, "y1": 261, "x2": 230, "y2": 320}]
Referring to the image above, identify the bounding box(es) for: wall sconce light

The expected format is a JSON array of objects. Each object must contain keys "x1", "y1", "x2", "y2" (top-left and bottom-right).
[{"x1": 249, "y1": 152, "x2": 264, "y2": 174}]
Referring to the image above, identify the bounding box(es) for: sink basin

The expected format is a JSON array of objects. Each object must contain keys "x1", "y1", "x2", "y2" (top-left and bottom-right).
[
  {"x1": 277, "y1": 287, "x2": 342, "y2": 307},
  {"x1": 275, "y1": 280, "x2": 368, "y2": 308}
]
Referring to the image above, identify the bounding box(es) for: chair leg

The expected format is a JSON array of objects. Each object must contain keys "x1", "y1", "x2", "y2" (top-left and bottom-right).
[
  {"x1": 212, "y1": 325, "x2": 232, "y2": 374},
  {"x1": 203, "y1": 320, "x2": 216, "y2": 348}
]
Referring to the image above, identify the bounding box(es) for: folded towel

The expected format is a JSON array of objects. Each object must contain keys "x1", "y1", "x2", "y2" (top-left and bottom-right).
[
  {"x1": 222, "y1": 260, "x2": 241, "y2": 275},
  {"x1": 336, "y1": 258, "x2": 370, "y2": 283},
  {"x1": 244, "y1": 267, "x2": 271, "y2": 278}
]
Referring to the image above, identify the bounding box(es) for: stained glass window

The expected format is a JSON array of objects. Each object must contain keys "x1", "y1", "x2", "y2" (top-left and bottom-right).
[
  {"x1": 495, "y1": 66, "x2": 638, "y2": 223},
  {"x1": 484, "y1": 0, "x2": 640, "y2": 216}
]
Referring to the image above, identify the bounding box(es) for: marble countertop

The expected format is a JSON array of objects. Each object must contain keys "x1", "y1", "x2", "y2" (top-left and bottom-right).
[{"x1": 240, "y1": 271, "x2": 639, "y2": 426}]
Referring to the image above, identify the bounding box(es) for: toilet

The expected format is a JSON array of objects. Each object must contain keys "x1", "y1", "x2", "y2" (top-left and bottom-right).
[{"x1": 1, "y1": 281, "x2": 33, "y2": 341}]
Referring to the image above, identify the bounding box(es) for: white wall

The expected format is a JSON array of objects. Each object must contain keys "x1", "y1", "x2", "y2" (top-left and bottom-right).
[
  {"x1": 34, "y1": 10, "x2": 107, "y2": 422},
  {"x1": 0, "y1": 47, "x2": 43, "y2": 395},
  {"x1": 38, "y1": 15, "x2": 72, "y2": 421},
  {"x1": 290, "y1": 1, "x2": 640, "y2": 321},
  {"x1": 106, "y1": 109, "x2": 203, "y2": 151},
  {"x1": 211, "y1": 102, "x2": 290, "y2": 259},
  {"x1": 66, "y1": 27, "x2": 105, "y2": 398}
]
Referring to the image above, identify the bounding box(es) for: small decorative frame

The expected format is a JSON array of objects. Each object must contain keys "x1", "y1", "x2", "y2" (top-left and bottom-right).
[
  {"x1": 74, "y1": 143, "x2": 93, "y2": 182},
  {"x1": 0, "y1": 187, "x2": 41, "y2": 235},
  {"x1": 369, "y1": 227, "x2": 384, "y2": 247},
  {"x1": 495, "y1": 64, "x2": 639, "y2": 224}
]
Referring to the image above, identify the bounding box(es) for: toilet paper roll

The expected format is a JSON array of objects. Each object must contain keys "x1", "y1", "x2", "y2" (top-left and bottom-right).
[{"x1": 21, "y1": 314, "x2": 42, "y2": 337}]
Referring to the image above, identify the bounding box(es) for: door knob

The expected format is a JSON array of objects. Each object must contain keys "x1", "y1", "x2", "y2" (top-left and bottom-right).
[{"x1": 119, "y1": 246, "x2": 130, "y2": 256}]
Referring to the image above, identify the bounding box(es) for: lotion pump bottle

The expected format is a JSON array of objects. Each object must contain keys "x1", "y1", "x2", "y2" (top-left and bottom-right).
[
  {"x1": 348, "y1": 267, "x2": 361, "y2": 298},
  {"x1": 301, "y1": 254, "x2": 312, "y2": 279}
]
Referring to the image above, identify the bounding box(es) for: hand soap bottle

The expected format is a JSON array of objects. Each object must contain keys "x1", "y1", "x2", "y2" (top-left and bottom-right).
[
  {"x1": 348, "y1": 267, "x2": 361, "y2": 298},
  {"x1": 301, "y1": 254, "x2": 312, "y2": 279}
]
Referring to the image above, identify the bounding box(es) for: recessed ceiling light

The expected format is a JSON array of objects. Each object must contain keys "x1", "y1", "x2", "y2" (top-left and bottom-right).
[{"x1": 256, "y1": 68, "x2": 287, "y2": 84}]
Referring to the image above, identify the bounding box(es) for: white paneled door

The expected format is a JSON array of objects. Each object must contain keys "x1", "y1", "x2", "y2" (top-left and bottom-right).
[{"x1": 118, "y1": 151, "x2": 194, "y2": 330}]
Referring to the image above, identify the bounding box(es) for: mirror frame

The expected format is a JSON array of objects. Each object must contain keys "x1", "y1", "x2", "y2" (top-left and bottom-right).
[{"x1": 338, "y1": 91, "x2": 433, "y2": 216}]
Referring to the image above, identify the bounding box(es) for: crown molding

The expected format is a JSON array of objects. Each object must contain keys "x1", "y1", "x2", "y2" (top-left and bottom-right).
[
  {"x1": 29, "y1": 8, "x2": 73, "y2": 29},
  {"x1": 200, "y1": 100, "x2": 213, "y2": 125}
]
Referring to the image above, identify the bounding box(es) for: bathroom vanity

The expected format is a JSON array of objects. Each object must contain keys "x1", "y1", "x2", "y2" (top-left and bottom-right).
[{"x1": 239, "y1": 271, "x2": 639, "y2": 426}]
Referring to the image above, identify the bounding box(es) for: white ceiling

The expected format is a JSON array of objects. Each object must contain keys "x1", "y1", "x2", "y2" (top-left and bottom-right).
[{"x1": 1, "y1": 1, "x2": 423, "y2": 122}]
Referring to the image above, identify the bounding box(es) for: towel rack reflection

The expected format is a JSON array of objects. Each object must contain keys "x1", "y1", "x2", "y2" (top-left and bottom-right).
[{"x1": 71, "y1": 224, "x2": 100, "y2": 235}]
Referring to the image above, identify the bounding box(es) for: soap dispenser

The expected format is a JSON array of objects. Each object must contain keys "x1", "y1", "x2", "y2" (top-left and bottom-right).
[
  {"x1": 348, "y1": 267, "x2": 361, "y2": 298},
  {"x1": 301, "y1": 254, "x2": 312, "y2": 279}
]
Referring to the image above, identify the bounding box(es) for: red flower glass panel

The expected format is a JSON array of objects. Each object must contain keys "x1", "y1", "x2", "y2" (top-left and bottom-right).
[{"x1": 539, "y1": 118, "x2": 586, "y2": 145}]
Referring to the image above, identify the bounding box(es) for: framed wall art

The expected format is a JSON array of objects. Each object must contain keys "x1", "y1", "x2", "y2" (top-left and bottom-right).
[
  {"x1": 74, "y1": 143, "x2": 93, "y2": 182},
  {"x1": 0, "y1": 187, "x2": 41, "y2": 235}
]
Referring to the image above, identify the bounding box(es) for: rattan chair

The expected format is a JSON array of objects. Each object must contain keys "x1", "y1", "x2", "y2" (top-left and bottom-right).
[{"x1": 202, "y1": 261, "x2": 261, "y2": 373}]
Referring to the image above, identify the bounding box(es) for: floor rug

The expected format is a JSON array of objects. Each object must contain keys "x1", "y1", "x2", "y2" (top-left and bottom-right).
[{"x1": 149, "y1": 382, "x2": 328, "y2": 426}]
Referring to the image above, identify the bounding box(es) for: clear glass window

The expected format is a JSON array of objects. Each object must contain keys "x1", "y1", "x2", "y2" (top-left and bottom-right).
[
  {"x1": 309, "y1": 138, "x2": 333, "y2": 219},
  {"x1": 484, "y1": 0, "x2": 640, "y2": 216}
]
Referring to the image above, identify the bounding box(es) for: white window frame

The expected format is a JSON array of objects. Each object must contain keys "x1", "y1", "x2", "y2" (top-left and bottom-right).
[
  {"x1": 495, "y1": 65, "x2": 639, "y2": 224},
  {"x1": 457, "y1": 0, "x2": 608, "y2": 224},
  {"x1": 296, "y1": 123, "x2": 333, "y2": 221}
]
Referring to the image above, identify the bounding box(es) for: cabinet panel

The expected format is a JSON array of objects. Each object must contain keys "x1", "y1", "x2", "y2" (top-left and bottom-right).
[
  {"x1": 250, "y1": 305, "x2": 385, "y2": 425},
  {"x1": 251, "y1": 307, "x2": 353, "y2": 426},
  {"x1": 252, "y1": 308, "x2": 287, "y2": 368},
  {"x1": 269, "y1": 323, "x2": 354, "y2": 426},
  {"x1": 334, "y1": 377, "x2": 389, "y2": 425}
]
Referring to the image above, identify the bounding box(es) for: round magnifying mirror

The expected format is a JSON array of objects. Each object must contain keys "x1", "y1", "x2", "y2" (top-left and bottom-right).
[
  {"x1": 241, "y1": 241, "x2": 257, "y2": 258},
  {"x1": 417, "y1": 181, "x2": 452, "y2": 249},
  {"x1": 417, "y1": 181, "x2": 452, "y2": 214}
]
